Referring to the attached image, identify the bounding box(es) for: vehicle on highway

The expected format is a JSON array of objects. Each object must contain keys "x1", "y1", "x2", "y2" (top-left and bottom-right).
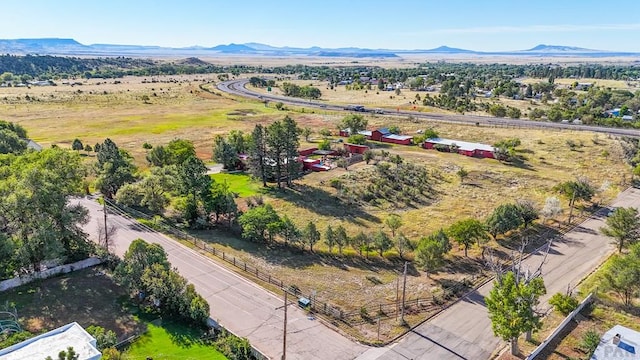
[
  {"x1": 344, "y1": 104, "x2": 366, "y2": 112},
  {"x1": 372, "y1": 108, "x2": 384, "y2": 114}
]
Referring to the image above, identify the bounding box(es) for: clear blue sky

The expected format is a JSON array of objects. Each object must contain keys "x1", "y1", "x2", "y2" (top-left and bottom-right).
[{"x1": 3, "y1": 0, "x2": 640, "y2": 51}]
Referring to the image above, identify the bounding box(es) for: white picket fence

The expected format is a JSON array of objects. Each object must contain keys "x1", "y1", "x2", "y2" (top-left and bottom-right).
[{"x1": 0, "y1": 257, "x2": 103, "y2": 292}]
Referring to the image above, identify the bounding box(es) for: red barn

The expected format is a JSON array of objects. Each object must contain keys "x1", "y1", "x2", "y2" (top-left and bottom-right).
[
  {"x1": 381, "y1": 134, "x2": 413, "y2": 145},
  {"x1": 370, "y1": 128, "x2": 391, "y2": 142},
  {"x1": 344, "y1": 143, "x2": 369, "y2": 154}
]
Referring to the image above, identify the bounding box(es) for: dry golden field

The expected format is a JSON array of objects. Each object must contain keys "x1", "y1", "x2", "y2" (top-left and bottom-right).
[{"x1": 0, "y1": 75, "x2": 281, "y2": 163}]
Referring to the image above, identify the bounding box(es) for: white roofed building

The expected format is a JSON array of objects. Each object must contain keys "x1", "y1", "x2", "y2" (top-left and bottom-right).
[{"x1": 0, "y1": 322, "x2": 101, "y2": 360}]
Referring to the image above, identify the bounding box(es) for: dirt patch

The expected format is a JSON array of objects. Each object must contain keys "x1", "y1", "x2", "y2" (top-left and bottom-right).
[
  {"x1": 0, "y1": 267, "x2": 144, "y2": 340},
  {"x1": 226, "y1": 109, "x2": 258, "y2": 116}
]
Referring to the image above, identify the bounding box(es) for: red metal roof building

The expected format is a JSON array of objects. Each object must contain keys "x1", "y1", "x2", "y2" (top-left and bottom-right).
[
  {"x1": 423, "y1": 138, "x2": 495, "y2": 159},
  {"x1": 382, "y1": 134, "x2": 413, "y2": 145},
  {"x1": 344, "y1": 143, "x2": 369, "y2": 154}
]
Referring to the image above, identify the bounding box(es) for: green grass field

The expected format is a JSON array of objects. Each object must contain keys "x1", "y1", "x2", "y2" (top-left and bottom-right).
[
  {"x1": 211, "y1": 172, "x2": 262, "y2": 197},
  {"x1": 125, "y1": 321, "x2": 226, "y2": 360}
]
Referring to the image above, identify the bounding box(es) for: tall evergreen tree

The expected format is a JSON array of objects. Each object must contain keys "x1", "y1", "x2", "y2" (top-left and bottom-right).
[
  {"x1": 95, "y1": 138, "x2": 136, "y2": 199},
  {"x1": 266, "y1": 120, "x2": 286, "y2": 188},
  {"x1": 282, "y1": 116, "x2": 301, "y2": 186},
  {"x1": 249, "y1": 124, "x2": 268, "y2": 187},
  {"x1": 177, "y1": 156, "x2": 211, "y2": 224}
]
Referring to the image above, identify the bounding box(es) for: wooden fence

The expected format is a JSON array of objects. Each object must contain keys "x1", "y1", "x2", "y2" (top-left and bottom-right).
[{"x1": 103, "y1": 199, "x2": 455, "y2": 325}]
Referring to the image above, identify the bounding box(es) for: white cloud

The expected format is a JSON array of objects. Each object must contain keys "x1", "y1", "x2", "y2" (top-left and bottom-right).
[{"x1": 428, "y1": 23, "x2": 640, "y2": 35}]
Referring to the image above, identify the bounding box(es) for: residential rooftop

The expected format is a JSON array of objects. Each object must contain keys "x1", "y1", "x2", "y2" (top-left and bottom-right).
[
  {"x1": 591, "y1": 325, "x2": 640, "y2": 360},
  {"x1": 0, "y1": 322, "x2": 101, "y2": 360}
]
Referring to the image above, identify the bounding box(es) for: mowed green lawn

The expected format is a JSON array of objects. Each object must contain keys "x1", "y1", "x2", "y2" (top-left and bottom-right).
[
  {"x1": 210, "y1": 172, "x2": 262, "y2": 197},
  {"x1": 125, "y1": 321, "x2": 226, "y2": 360}
]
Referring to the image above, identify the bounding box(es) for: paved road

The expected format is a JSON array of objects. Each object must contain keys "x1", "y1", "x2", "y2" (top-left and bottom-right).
[
  {"x1": 217, "y1": 79, "x2": 640, "y2": 138},
  {"x1": 76, "y1": 197, "x2": 368, "y2": 360},
  {"x1": 356, "y1": 187, "x2": 640, "y2": 360}
]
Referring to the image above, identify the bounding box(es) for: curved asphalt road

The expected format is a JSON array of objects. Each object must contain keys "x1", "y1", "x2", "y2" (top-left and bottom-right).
[{"x1": 217, "y1": 79, "x2": 640, "y2": 138}]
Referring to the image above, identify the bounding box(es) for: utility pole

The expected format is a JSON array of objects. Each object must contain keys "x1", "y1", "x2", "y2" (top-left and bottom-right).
[
  {"x1": 282, "y1": 290, "x2": 287, "y2": 360},
  {"x1": 568, "y1": 189, "x2": 576, "y2": 225},
  {"x1": 102, "y1": 196, "x2": 109, "y2": 253},
  {"x1": 400, "y1": 261, "x2": 408, "y2": 325},
  {"x1": 395, "y1": 277, "x2": 399, "y2": 320}
]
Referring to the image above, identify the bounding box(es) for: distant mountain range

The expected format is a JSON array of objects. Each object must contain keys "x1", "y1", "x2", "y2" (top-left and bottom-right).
[{"x1": 0, "y1": 38, "x2": 637, "y2": 58}]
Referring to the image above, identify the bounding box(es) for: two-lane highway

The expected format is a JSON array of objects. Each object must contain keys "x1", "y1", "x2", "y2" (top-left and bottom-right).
[
  {"x1": 217, "y1": 79, "x2": 640, "y2": 138},
  {"x1": 76, "y1": 197, "x2": 368, "y2": 360}
]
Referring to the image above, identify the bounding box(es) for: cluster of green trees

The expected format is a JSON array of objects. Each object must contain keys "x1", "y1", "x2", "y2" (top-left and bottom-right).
[
  {"x1": 333, "y1": 153, "x2": 433, "y2": 207},
  {"x1": 600, "y1": 241, "x2": 640, "y2": 307},
  {"x1": 111, "y1": 116, "x2": 307, "y2": 226},
  {"x1": 0, "y1": 137, "x2": 93, "y2": 278},
  {"x1": 234, "y1": 180, "x2": 575, "y2": 265},
  {"x1": 248, "y1": 76, "x2": 275, "y2": 88},
  {"x1": 525, "y1": 86, "x2": 640, "y2": 126},
  {"x1": 486, "y1": 269, "x2": 546, "y2": 355},
  {"x1": 238, "y1": 205, "x2": 405, "y2": 257},
  {"x1": 280, "y1": 82, "x2": 322, "y2": 99},
  {"x1": 484, "y1": 103, "x2": 522, "y2": 118},
  {"x1": 246, "y1": 117, "x2": 302, "y2": 188},
  {"x1": 295, "y1": 63, "x2": 640, "y2": 86},
  {"x1": 414, "y1": 179, "x2": 597, "y2": 274},
  {"x1": 213, "y1": 130, "x2": 250, "y2": 170},
  {"x1": 110, "y1": 138, "x2": 237, "y2": 226},
  {"x1": 0, "y1": 121, "x2": 28, "y2": 154},
  {"x1": 115, "y1": 239, "x2": 210, "y2": 325},
  {"x1": 0, "y1": 55, "x2": 254, "y2": 80},
  {"x1": 492, "y1": 137, "x2": 523, "y2": 163}
]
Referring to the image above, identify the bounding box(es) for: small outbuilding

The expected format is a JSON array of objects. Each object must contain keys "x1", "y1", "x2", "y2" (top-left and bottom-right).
[
  {"x1": 344, "y1": 143, "x2": 369, "y2": 154},
  {"x1": 298, "y1": 297, "x2": 311, "y2": 308}
]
